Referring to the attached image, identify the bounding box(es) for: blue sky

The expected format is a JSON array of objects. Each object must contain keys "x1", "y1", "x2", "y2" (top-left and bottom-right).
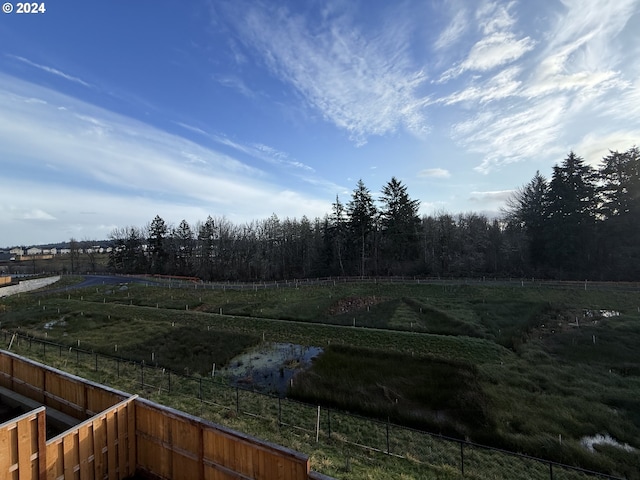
[{"x1": 1, "y1": 0, "x2": 639, "y2": 247}]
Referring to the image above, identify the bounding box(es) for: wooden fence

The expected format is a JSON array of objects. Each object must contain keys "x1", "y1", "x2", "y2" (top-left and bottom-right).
[
  {"x1": 0, "y1": 406, "x2": 46, "y2": 480},
  {"x1": 45, "y1": 395, "x2": 137, "y2": 480},
  {"x1": 0, "y1": 348, "x2": 128, "y2": 421},
  {"x1": 136, "y1": 398, "x2": 310, "y2": 480},
  {"x1": 0, "y1": 350, "x2": 324, "y2": 480}
]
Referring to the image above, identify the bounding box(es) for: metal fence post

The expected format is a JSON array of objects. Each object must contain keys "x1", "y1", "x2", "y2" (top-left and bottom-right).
[
  {"x1": 460, "y1": 443, "x2": 464, "y2": 476},
  {"x1": 236, "y1": 386, "x2": 239, "y2": 414},
  {"x1": 386, "y1": 418, "x2": 390, "y2": 455},
  {"x1": 549, "y1": 462, "x2": 553, "y2": 480},
  {"x1": 141, "y1": 361, "x2": 144, "y2": 388}
]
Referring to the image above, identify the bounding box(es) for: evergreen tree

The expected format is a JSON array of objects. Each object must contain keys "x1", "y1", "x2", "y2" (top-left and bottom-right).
[
  {"x1": 148, "y1": 215, "x2": 168, "y2": 274},
  {"x1": 197, "y1": 216, "x2": 215, "y2": 280},
  {"x1": 329, "y1": 195, "x2": 347, "y2": 275},
  {"x1": 347, "y1": 180, "x2": 377, "y2": 276},
  {"x1": 504, "y1": 171, "x2": 549, "y2": 269},
  {"x1": 545, "y1": 152, "x2": 597, "y2": 275},
  {"x1": 173, "y1": 219, "x2": 194, "y2": 275},
  {"x1": 598, "y1": 147, "x2": 640, "y2": 278},
  {"x1": 379, "y1": 177, "x2": 421, "y2": 273}
]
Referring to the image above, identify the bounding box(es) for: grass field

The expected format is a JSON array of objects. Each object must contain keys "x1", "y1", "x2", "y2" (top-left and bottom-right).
[{"x1": 1, "y1": 277, "x2": 639, "y2": 479}]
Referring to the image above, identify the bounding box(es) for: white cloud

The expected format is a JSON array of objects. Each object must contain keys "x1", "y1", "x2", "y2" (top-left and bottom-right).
[
  {"x1": 440, "y1": 0, "x2": 640, "y2": 174},
  {"x1": 7, "y1": 55, "x2": 91, "y2": 87},
  {"x1": 438, "y1": 3, "x2": 534, "y2": 82},
  {"x1": 212, "y1": 74, "x2": 255, "y2": 98},
  {"x1": 434, "y1": 9, "x2": 468, "y2": 51},
  {"x1": 19, "y1": 209, "x2": 57, "y2": 221},
  {"x1": 443, "y1": 32, "x2": 534, "y2": 81},
  {"x1": 469, "y1": 190, "x2": 515, "y2": 204},
  {"x1": 419, "y1": 168, "x2": 451, "y2": 179},
  {"x1": 573, "y1": 131, "x2": 640, "y2": 167},
  {"x1": 0, "y1": 74, "x2": 332, "y2": 245},
  {"x1": 453, "y1": 96, "x2": 569, "y2": 173},
  {"x1": 226, "y1": 2, "x2": 430, "y2": 145},
  {"x1": 440, "y1": 66, "x2": 522, "y2": 105}
]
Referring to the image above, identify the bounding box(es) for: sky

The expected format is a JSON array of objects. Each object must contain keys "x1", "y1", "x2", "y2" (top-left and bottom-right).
[{"x1": 1, "y1": 0, "x2": 639, "y2": 247}]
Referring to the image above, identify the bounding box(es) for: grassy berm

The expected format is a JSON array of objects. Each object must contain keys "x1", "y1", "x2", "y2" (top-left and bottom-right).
[{"x1": 1, "y1": 278, "x2": 639, "y2": 479}]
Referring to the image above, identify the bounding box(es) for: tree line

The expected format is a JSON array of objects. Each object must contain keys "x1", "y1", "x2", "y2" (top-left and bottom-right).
[{"x1": 107, "y1": 147, "x2": 640, "y2": 281}]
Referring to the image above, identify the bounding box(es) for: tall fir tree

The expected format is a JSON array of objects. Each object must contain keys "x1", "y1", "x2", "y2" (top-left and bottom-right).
[
  {"x1": 504, "y1": 171, "x2": 549, "y2": 270},
  {"x1": 379, "y1": 177, "x2": 421, "y2": 273},
  {"x1": 545, "y1": 152, "x2": 597, "y2": 275},
  {"x1": 598, "y1": 147, "x2": 640, "y2": 278},
  {"x1": 347, "y1": 180, "x2": 377, "y2": 276}
]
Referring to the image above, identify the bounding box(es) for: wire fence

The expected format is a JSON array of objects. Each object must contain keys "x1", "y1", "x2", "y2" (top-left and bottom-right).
[
  {"x1": 132, "y1": 274, "x2": 640, "y2": 293},
  {"x1": 1, "y1": 331, "x2": 630, "y2": 480}
]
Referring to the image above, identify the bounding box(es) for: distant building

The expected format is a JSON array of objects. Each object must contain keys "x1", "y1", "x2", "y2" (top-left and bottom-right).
[
  {"x1": 26, "y1": 247, "x2": 42, "y2": 255},
  {"x1": 9, "y1": 247, "x2": 24, "y2": 256}
]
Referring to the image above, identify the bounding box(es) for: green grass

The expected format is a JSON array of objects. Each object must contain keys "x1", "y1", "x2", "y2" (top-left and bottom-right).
[
  {"x1": 290, "y1": 345, "x2": 490, "y2": 438},
  {"x1": 1, "y1": 277, "x2": 639, "y2": 479}
]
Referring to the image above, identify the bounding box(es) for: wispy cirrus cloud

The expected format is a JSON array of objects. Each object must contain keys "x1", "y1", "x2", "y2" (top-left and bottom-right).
[
  {"x1": 469, "y1": 190, "x2": 514, "y2": 201},
  {"x1": 174, "y1": 121, "x2": 317, "y2": 174},
  {"x1": 438, "y1": 2, "x2": 534, "y2": 83},
  {"x1": 220, "y1": 1, "x2": 431, "y2": 145},
  {"x1": 419, "y1": 168, "x2": 451, "y2": 179},
  {"x1": 212, "y1": 74, "x2": 255, "y2": 98},
  {"x1": 434, "y1": 8, "x2": 468, "y2": 51},
  {"x1": 439, "y1": 0, "x2": 640, "y2": 173},
  {"x1": 6, "y1": 54, "x2": 91, "y2": 87},
  {"x1": 0, "y1": 74, "x2": 332, "y2": 244},
  {"x1": 453, "y1": 96, "x2": 569, "y2": 173}
]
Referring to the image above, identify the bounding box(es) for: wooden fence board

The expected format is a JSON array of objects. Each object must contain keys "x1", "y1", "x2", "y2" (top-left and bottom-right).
[
  {"x1": 0, "y1": 423, "x2": 11, "y2": 478},
  {"x1": 117, "y1": 406, "x2": 126, "y2": 478},
  {"x1": 92, "y1": 415, "x2": 105, "y2": 479},
  {"x1": 17, "y1": 416, "x2": 32, "y2": 480},
  {"x1": 45, "y1": 440, "x2": 61, "y2": 480},
  {"x1": 78, "y1": 423, "x2": 91, "y2": 480},
  {"x1": 0, "y1": 408, "x2": 44, "y2": 480},
  {"x1": 127, "y1": 399, "x2": 136, "y2": 476},
  {"x1": 1, "y1": 351, "x2": 320, "y2": 480},
  {"x1": 106, "y1": 410, "x2": 117, "y2": 480},
  {"x1": 0, "y1": 353, "x2": 12, "y2": 388}
]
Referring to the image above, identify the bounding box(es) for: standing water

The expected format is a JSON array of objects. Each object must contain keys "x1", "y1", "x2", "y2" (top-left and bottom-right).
[{"x1": 221, "y1": 342, "x2": 323, "y2": 395}]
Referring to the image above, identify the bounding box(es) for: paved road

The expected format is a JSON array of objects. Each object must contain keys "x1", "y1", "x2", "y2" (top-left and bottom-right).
[{"x1": 39, "y1": 275, "x2": 160, "y2": 294}]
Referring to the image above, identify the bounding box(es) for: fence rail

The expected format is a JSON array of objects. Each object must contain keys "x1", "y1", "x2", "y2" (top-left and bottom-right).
[
  {"x1": 0, "y1": 347, "x2": 317, "y2": 480},
  {"x1": 2, "y1": 331, "x2": 630, "y2": 480},
  {"x1": 90, "y1": 273, "x2": 640, "y2": 292}
]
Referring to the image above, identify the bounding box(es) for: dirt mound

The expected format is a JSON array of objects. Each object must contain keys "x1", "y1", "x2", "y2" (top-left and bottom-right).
[{"x1": 328, "y1": 296, "x2": 386, "y2": 315}]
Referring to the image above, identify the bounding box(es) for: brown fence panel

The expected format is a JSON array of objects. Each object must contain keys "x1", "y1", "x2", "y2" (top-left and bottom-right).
[
  {"x1": 0, "y1": 350, "x2": 12, "y2": 389},
  {"x1": 12, "y1": 360, "x2": 45, "y2": 403},
  {"x1": 1, "y1": 350, "x2": 130, "y2": 422},
  {"x1": 42, "y1": 369, "x2": 85, "y2": 420},
  {"x1": 45, "y1": 395, "x2": 137, "y2": 480},
  {"x1": 135, "y1": 398, "x2": 310, "y2": 480},
  {"x1": 0, "y1": 407, "x2": 46, "y2": 480}
]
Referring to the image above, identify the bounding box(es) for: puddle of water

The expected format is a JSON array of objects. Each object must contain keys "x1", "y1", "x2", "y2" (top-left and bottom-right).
[
  {"x1": 580, "y1": 434, "x2": 636, "y2": 452},
  {"x1": 44, "y1": 318, "x2": 66, "y2": 330},
  {"x1": 583, "y1": 309, "x2": 620, "y2": 318},
  {"x1": 220, "y1": 342, "x2": 323, "y2": 395}
]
